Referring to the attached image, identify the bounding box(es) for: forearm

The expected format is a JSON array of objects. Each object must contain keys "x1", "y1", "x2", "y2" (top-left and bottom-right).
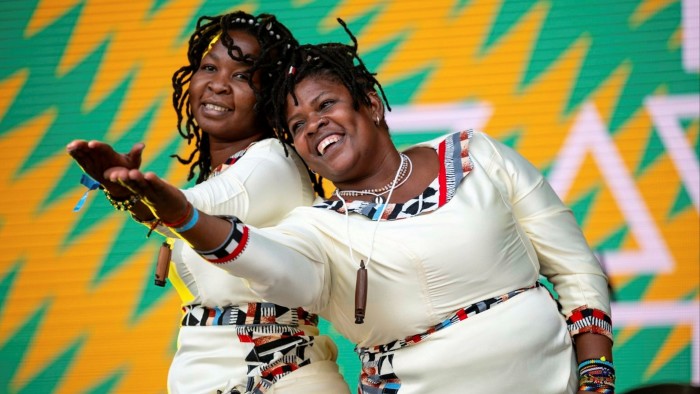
[
  {"x1": 574, "y1": 332, "x2": 613, "y2": 362},
  {"x1": 574, "y1": 332, "x2": 615, "y2": 393},
  {"x1": 179, "y1": 215, "x2": 325, "y2": 309},
  {"x1": 175, "y1": 209, "x2": 234, "y2": 250}
]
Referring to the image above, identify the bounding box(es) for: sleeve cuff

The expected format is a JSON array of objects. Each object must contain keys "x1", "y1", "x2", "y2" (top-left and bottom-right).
[
  {"x1": 566, "y1": 305, "x2": 613, "y2": 342},
  {"x1": 194, "y1": 216, "x2": 249, "y2": 264}
]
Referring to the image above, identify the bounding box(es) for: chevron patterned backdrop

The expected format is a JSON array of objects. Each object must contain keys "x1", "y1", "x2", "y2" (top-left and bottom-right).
[{"x1": 0, "y1": 0, "x2": 698, "y2": 392}]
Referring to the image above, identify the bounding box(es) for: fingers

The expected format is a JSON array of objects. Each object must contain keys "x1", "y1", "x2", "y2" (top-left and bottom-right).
[
  {"x1": 67, "y1": 140, "x2": 105, "y2": 181},
  {"x1": 87, "y1": 140, "x2": 110, "y2": 149},
  {"x1": 66, "y1": 140, "x2": 91, "y2": 162},
  {"x1": 89, "y1": 141, "x2": 126, "y2": 163},
  {"x1": 132, "y1": 171, "x2": 169, "y2": 202},
  {"x1": 109, "y1": 169, "x2": 157, "y2": 197},
  {"x1": 112, "y1": 170, "x2": 148, "y2": 203},
  {"x1": 126, "y1": 142, "x2": 145, "y2": 168},
  {"x1": 66, "y1": 139, "x2": 88, "y2": 153},
  {"x1": 104, "y1": 166, "x2": 133, "y2": 183},
  {"x1": 111, "y1": 170, "x2": 187, "y2": 222},
  {"x1": 141, "y1": 172, "x2": 181, "y2": 203}
]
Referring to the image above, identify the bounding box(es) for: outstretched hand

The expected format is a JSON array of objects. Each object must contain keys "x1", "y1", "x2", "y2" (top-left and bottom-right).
[
  {"x1": 106, "y1": 166, "x2": 189, "y2": 224},
  {"x1": 66, "y1": 140, "x2": 145, "y2": 197}
]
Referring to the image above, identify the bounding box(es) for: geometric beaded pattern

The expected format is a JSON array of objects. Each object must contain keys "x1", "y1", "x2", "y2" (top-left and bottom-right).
[
  {"x1": 314, "y1": 130, "x2": 474, "y2": 221},
  {"x1": 181, "y1": 303, "x2": 319, "y2": 394},
  {"x1": 194, "y1": 216, "x2": 248, "y2": 264},
  {"x1": 180, "y1": 303, "x2": 318, "y2": 327},
  {"x1": 566, "y1": 305, "x2": 614, "y2": 342},
  {"x1": 355, "y1": 283, "x2": 540, "y2": 393}
]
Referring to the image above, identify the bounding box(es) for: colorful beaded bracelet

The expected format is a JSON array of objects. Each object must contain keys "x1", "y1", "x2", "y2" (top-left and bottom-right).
[{"x1": 102, "y1": 188, "x2": 140, "y2": 211}]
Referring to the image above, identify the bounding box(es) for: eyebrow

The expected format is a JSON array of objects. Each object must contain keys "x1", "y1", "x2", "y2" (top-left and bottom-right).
[
  {"x1": 287, "y1": 90, "x2": 330, "y2": 123},
  {"x1": 203, "y1": 49, "x2": 255, "y2": 69},
  {"x1": 206, "y1": 51, "x2": 220, "y2": 61},
  {"x1": 309, "y1": 91, "x2": 329, "y2": 107}
]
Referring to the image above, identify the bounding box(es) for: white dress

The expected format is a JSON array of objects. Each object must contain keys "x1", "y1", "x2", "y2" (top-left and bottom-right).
[
  {"x1": 194, "y1": 131, "x2": 612, "y2": 393},
  {"x1": 156, "y1": 139, "x2": 349, "y2": 394}
]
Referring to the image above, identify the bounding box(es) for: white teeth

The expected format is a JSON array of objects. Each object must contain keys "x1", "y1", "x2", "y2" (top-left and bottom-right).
[
  {"x1": 204, "y1": 103, "x2": 229, "y2": 112},
  {"x1": 317, "y1": 135, "x2": 341, "y2": 156}
]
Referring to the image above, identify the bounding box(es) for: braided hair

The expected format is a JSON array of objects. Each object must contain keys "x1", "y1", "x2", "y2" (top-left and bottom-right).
[
  {"x1": 270, "y1": 19, "x2": 391, "y2": 195},
  {"x1": 272, "y1": 19, "x2": 392, "y2": 133},
  {"x1": 171, "y1": 11, "x2": 298, "y2": 184}
]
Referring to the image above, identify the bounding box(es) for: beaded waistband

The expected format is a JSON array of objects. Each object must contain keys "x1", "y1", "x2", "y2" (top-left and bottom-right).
[
  {"x1": 181, "y1": 302, "x2": 318, "y2": 327},
  {"x1": 357, "y1": 282, "x2": 541, "y2": 356}
]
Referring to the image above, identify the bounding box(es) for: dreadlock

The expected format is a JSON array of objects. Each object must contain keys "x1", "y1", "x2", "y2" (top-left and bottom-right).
[
  {"x1": 171, "y1": 11, "x2": 301, "y2": 184},
  {"x1": 270, "y1": 19, "x2": 391, "y2": 196}
]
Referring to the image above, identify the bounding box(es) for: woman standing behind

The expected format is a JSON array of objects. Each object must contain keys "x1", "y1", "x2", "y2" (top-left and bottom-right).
[
  {"x1": 106, "y1": 21, "x2": 615, "y2": 393},
  {"x1": 67, "y1": 11, "x2": 348, "y2": 394}
]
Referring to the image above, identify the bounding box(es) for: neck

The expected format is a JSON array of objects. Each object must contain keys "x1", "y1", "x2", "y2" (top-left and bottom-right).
[
  {"x1": 335, "y1": 150, "x2": 406, "y2": 196},
  {"x1": 208, "y1": 133, "x2": 265, "y2": 169}
]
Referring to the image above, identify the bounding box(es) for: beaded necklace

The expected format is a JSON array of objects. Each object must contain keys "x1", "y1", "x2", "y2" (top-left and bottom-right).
[{"x1": 337, "y1": 153, "x2": 412, "y2": 204}]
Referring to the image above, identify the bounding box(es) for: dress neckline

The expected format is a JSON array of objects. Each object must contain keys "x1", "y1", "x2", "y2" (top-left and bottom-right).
[
  {"x1": 312, "y1": 130, "x2": 474, "y2": 221},
  {"x1": 208, "y1": 141, "x2": 258, "y2": 179}
]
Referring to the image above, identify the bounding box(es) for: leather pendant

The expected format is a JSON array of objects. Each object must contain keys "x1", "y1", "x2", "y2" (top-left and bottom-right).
[
  {"x1": 154, "y1": 241, "x2": 171, "y2": 287},
  {"x1": 355, "y1": 260, "x2": 368, "y2": 324}
]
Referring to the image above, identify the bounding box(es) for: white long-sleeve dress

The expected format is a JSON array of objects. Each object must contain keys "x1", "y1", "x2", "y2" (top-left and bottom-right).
[
  {"x1": 156, "y1": 138, "x2": 348, "y2": 394},
  {"x1": 194, "y1": 131, "x2": 612, "y2": 393}
]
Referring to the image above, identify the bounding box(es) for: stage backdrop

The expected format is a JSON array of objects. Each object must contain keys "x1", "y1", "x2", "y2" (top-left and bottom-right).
[{"x1": 1, "y1": 0, "x2": 698, "y2": 392}]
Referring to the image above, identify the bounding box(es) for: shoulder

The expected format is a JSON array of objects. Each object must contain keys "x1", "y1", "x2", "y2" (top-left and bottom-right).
[
  {"x1": 238, "y1": 138, "x2": 299, "y2": 167},
  {"x1": 412, "y1": 130, "x2": 493, "y2": 150},
  {"x1": 410, "y1": 130, "x2": 501, "y2": 164},
  {"x1": 246, "y1": 138, "x2": 288, "y2": 155}
]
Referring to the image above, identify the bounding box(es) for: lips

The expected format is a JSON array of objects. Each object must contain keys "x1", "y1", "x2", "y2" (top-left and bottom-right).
[
  {"x1": 201, "y1": 102, "x2": 231, "y2": 113},
  {"x1": 317, "y1": 134, "x2": 342, "y2": 156}
]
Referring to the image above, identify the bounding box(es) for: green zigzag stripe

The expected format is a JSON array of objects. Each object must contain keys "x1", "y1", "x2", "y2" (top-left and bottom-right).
[
  {"x1": 84, "y1": 369, "x2": 125, "y2": 394},
  {"x1": 614, "y1": 327, "x2": 692, "y2": 392},
  {"x1": 16, "y1": 337, "x2": 85, "y2": 393},
  {"x1": 0, "y1": 0, "x2": 44, "y2": 81},
  {"x1": 479, "y1": 0, "x2": 537, "y2": 56},
  {"x1": 486, "y1": 1, "x2": 695, "y2": 134},
  {"x1": 177, "y1": 0, "x2": 247, "y2": 41},
  {"x1": 0, "y1": 301, "x2": 50, "y2": 392}
]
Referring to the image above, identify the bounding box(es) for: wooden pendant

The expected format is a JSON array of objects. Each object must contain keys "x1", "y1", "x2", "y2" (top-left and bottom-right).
[
  {"x1": 355, "y1": 260, "x2": 368, "y2": 324},
  {"x1": 154, "y1": 241, "x2": 172, "y2": 287}
]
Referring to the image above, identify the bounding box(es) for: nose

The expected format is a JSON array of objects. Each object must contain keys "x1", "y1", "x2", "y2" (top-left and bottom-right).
[
  {"x1": 207, "y1": 73, "x2": 231, "y2": 94},
  {"x1": 306, "y1": 112, "x2": 328, "y2": 135}
]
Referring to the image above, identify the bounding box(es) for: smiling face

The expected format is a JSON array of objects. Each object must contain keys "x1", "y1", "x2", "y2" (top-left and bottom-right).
[
  {"x1": 285, "y1": 74, "x2": 393, "y2": 187},
  {"x1": 189, "y1": 29, "x2": 265, "y2": 144}
]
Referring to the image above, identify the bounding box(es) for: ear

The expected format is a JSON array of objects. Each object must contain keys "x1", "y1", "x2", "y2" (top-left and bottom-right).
[{"x1": 367, "y1": 91, "x2": 385, "y2": 126}]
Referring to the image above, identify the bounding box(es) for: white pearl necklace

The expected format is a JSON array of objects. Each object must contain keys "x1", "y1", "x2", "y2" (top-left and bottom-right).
[{"x1": 337, "y1": 153, "x2": 412, "y2": 204}]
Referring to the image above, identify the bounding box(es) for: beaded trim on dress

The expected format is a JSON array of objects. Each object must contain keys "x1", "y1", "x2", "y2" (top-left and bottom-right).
[{"x1": 314, "y1": 130, "x2": 474, "y2": 221}]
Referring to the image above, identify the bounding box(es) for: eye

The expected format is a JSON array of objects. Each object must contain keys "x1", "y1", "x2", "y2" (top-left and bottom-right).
[
  {"x1": 290, "y1": 121, "x2": 305, "y2": 135},
  {"x1": 319, "y1": 99, "x2": 335, "y2": 110},
  {"x1": 233, "y1": 72, "x2": 250, "y2": 81},
  {"x1": 200, "y1": 64, "x2": 216, "y2": 72}
]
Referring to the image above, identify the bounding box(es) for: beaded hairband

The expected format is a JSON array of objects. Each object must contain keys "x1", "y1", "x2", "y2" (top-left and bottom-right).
[{"x1": 202, "y1": 17, "x2": 285, "y2": 60}]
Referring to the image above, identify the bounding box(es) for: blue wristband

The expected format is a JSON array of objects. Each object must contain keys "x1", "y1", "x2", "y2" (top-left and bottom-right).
[
  {"x1": 578, "y1": 358, "x2": 614, "y2": 371},
  {"x1": 174, "y1": 207, "x2": 199, "y2": 232},
  {"x1": 73, "y1": 174, "x2": 101, "y2": 212}
]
